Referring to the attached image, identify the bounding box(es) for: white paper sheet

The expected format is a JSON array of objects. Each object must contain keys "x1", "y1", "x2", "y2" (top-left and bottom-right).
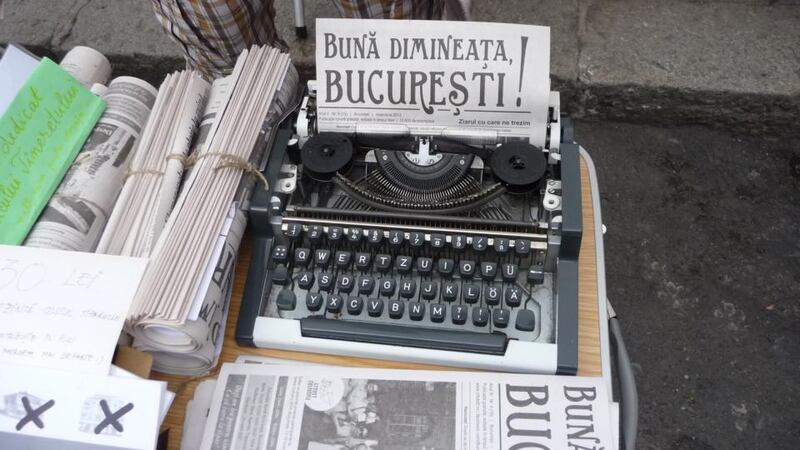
[
  {"x1": 109, "y1": 365, "x2": 174, "y2": 426},
  {"x1": 0, "y1": 44, "x2": 39, "y2": 115},
  {"x1": 180, "y1": 380, "x2": 217, "y2": 450},
  {"x1": 0, "y1": 364, "x2": 163, "y2": 450},
  {"x1": 0, "y1": 245, "x2": 147, "y2": 374},
  {"x1": 187, "y1": 201, "x2": 238, "y2": 321},
  {"x1": 610, "y1": 401, "x2": 620, "y2": 450},
  {"x1": 315, "y1": 19, "x2": 551, "y2": 146}
]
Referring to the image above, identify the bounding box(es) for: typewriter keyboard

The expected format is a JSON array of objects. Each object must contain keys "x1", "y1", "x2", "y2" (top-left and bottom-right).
[{"x1": 261, "y1": 221, "x2": 556, "y2": 354}]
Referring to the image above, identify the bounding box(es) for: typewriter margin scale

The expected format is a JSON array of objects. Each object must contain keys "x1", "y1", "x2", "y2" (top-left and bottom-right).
[{"x1": 235, "y1": 82, "x2": 582, "y2": 375}]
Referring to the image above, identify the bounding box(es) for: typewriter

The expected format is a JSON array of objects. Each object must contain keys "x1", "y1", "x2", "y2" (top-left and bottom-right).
[{"x1": 236, "y1": 82, "x2": 582, "y2": 374}]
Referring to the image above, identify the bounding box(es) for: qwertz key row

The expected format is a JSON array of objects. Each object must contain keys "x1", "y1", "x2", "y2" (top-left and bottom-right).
[{"x1": 265, "y1": 223, "x2": 550, "y2": 346}]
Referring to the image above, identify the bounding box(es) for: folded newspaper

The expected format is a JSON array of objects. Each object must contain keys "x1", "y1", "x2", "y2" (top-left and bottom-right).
[
  {"x1": 102, "y1": 45, "x2": 298, "y2": 376},
  {"x1": 25, "y1": 76, "x2": 157, "y2": 251},
  {"x1": 197, "y1": 363, "x2": 616, "y2": 450},
  {"x1": 97, "y1": 70, "x2": 210, "y2": 257},
  {"x1": 18, "y1": 45, "x2": 151, "y2": 251}
]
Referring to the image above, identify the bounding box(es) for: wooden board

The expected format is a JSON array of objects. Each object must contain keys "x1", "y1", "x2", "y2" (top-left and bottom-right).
[
  {"x1": 152, "y1": 156, "x2": 603, "y2": 450},
  {"x1": 578, "y1": 157, "x2": 602, "y2": 376}
]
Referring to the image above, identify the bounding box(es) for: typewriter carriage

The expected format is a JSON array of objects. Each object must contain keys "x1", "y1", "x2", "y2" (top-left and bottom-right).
[{"x1": 284, "y1": 81, "x2": 568, "y2": 271}]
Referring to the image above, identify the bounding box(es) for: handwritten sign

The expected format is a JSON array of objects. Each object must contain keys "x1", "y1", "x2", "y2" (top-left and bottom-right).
[
  {"x1": 0, "y1": 245, "x2": 147, "y2": 373},
  {"x1": 316, "y1": 19, "x2": 551, "y2": 146},
  {"x1": 0, "y1": 364, "x2": 162, "y2": 449},
  {"x1": 0, "y1": 57, "x2": 105, "y2": 244}
]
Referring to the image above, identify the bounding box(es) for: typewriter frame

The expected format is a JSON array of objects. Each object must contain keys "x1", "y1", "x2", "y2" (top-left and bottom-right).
[{"x1": 235, "y1": 88, "x2": 582, "y2": 375}]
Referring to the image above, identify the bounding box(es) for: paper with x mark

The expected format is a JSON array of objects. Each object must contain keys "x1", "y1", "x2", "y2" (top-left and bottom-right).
[{"x1": 0, "y1": 364, "x2": 163, "y2": 449}]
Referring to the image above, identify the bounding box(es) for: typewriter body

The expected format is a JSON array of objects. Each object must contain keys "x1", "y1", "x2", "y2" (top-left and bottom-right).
[{"x1": 236, "y1": 82, "x2": 582, "y2": 374}]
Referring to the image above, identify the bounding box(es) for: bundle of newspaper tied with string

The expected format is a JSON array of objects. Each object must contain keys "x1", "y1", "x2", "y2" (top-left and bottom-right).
[{"x1": 97, "y1": 45, "x2": 299, "y2": 375}]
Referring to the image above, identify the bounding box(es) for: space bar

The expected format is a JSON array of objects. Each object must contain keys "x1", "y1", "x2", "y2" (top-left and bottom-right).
[{"x1": 300, "y1": 318, "x2": 508, "y2": 355}]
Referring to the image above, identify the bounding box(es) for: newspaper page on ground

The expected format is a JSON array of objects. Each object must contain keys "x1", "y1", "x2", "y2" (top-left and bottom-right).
[
  {"x1": 315, "y1": 19, "x2": 551, "y2": 147},
  {"x1": 200, "y1": 363, "x2": 614, "y2": 450}
]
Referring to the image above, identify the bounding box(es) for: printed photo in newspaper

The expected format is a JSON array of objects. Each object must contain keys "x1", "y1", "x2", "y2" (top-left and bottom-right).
[{"x1": 298, "y1": 379, "x2": 456, "y2": 450}]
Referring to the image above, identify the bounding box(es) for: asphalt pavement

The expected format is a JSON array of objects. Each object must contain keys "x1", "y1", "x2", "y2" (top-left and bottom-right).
[{"x1": 576, "y1": 120, "x2": 800, "y2": 449}]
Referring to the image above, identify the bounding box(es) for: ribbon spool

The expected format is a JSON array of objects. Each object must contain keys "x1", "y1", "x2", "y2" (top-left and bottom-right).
[
  {"x1": 489, "y1": 142, "x2": 547, "y2": 193},
  {"x1": 300, "y1": 132, "x2": 354, "y2": 181}
]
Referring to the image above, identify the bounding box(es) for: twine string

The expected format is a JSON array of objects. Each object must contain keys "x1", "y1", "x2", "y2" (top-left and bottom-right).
[{"x1": 122, "y1": 151, "x2": 268, "y2": 190}]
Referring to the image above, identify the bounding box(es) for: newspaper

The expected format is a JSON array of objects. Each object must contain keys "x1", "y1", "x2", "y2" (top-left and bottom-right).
[
  {"x1": 120, "y1": 46, "x2": 297, "y2": 376},
  {"x1": 59, "y1": 46, "x2": 112, "y2": 88},
  {"x1": 182, "y1": 357, "x2": 321, "y2": 450},
  {"x1": 183, "y1": 379, "x2": 218, "y2": 450},
  {"x1": 24, "y1": 76, "x2": 157, "y2": 251},
  {"x1": 183, "y1": 64, "x2": 298, "y2": 325},
  {"x1": 96, "y1": 70, "x2": 210, "y2": 257},
  {"x1": 315, "y1": 19, "x2": 551, "y2": 147},
  {"x1": 134, "y1": 205, "x2": 247, "y2": 375},
  {"x1": 199, "y1": 363, "x2": 616, "y2": 450}
]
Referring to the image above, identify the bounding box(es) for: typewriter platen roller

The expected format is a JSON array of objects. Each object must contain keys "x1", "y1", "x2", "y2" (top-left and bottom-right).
[{"x1": 236, "y1": 83, "x2": 582, "y2": 374}]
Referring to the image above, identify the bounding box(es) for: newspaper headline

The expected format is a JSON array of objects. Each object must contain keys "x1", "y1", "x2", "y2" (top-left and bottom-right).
[{"x1": 315, "y1": 19, "x2": 552, "y2": 145}]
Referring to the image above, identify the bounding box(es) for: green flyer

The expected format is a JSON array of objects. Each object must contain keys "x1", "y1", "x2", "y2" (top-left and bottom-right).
[{"x1": 0, "y1": 57, "x2": 105, "y2": 244}]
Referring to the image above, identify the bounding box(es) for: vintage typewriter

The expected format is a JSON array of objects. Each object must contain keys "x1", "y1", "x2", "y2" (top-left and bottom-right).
[{"x1": 236, "y1": 83, "x2": 582, "y2": 374}]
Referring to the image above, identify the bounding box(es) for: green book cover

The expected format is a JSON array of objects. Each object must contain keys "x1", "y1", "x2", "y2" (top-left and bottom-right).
[{"x1": 0, "y1": 57, "x2": 105, "y2": 245}]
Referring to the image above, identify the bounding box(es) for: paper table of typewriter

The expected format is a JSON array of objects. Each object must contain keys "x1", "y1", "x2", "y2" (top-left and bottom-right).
[{"x1": 237, "y1": 20, "x2": 582, "y2": 375}]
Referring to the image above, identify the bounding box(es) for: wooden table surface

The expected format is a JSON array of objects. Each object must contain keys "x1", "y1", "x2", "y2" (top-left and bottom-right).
[{"x1": 153, "y1": 157, "x2": 603, "y2": 450}]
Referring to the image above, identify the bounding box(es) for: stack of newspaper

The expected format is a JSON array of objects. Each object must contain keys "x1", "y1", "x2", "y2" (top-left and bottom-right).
[
  {"x1": 96, "y1": 70, "x2": 210, "y2": 257},
  {"x1": 116, "y1": 46, "x2": 298, "y2": 375},
  {"x1": 182, "y1": 357, "x2": 618, "y2": 450}
]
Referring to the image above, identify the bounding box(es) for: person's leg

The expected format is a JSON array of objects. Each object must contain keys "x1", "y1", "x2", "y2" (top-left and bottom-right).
[
  {"x1": 151, "y1": 0, "x2": 286, "y2": 79},
  {"x1": 332, "y1": 0, "x2": 446, "y2": 20},
  {"x1": 151, "y1": 0, "x2": 469, "y2": 79}
]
